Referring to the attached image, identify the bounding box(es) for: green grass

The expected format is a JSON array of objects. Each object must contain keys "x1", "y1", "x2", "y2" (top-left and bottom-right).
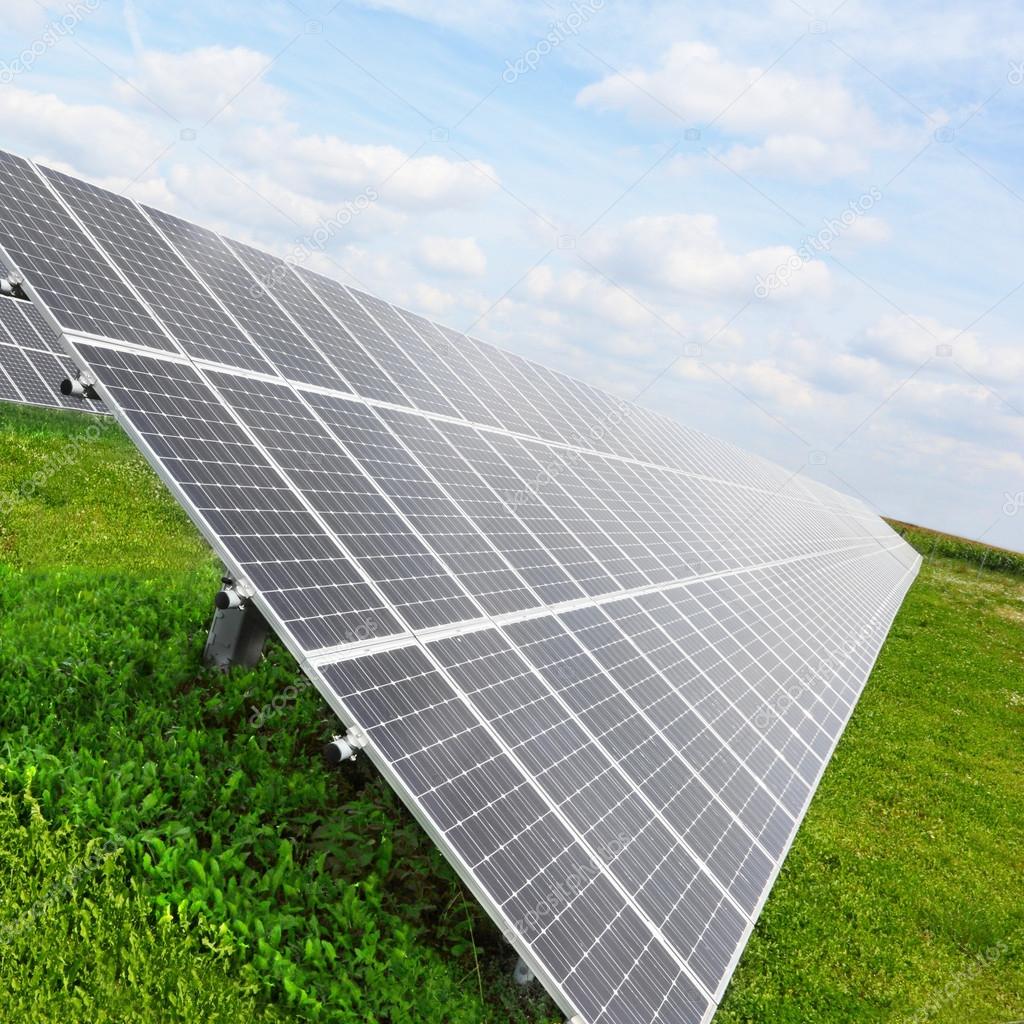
[{"x1": 1, "y1": 403, "x2": 1022, "y2": 1024}]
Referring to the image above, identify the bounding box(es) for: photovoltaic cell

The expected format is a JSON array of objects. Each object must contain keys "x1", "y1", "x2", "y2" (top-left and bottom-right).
[
  {"x1": 298, "y1": 271, "x2": 460, "y2": 417},
  {"x1": 0, "y1": 149, "x2": 921, "y2": 1024},
  {"x1": 206, "y1": 371, "x2": 481, "y2": 632},
  {"x1": 308, "y1": 395, "x2": 540, "y2": 618},
  {"x1": 0, "y1": 150, "x2": 172, "y2": 350},
  {"x1": 321, "y1": 641, "x2": 712, "y2": 1024},
  {"x1": 432, "y1": 323, "x2": 539, "y2": 436},
  {"x1": 71, "y1": 342, "x2": 402, "y2": 651},
  {"x1": 40, "y1": 165, "x2": 269, "y2": 374},
  {"x1": 0, "y1": 292, "x2": 57, "y2": 351},
  {"x1": 0, "y1": 294, "x2": 105, "y2": 413},
  {"x1": 143, "y1": 206, "x2": 349, "y2": 388}
]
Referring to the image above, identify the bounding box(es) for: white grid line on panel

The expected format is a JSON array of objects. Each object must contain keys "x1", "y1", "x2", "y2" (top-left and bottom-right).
[
  {"x1": 429, "y1": 420, "x2": 660, "y2": 593},
  {"x1": 311, "y1": 400, "x2": 551, "y2": 618},
  {"x1": 319, "y1": 540, "x2": 908, "y2": 907},
  {"x1": 343, "y1": 286, "x2": 471, "y2": 420},
  {"x1": 539, "y1": 445, "x2": 680, "y2": 584},
  {"x1": 287, "y1": 267, "x2": 430, "y2": 413},
  {"x1": 170, "y1": 239, "x2": 528, "y2": 631},
  {"x1": 64, "y1": 333, "x2": 913, "y2": 1024},
  {"x1": 290, "y1": 272, "x2": 446, "y2": 415},
  {"x1": 311, "y1": 537, "x2": 908, "y2": 665},
  {"x1": 436, "y1": 615, "x2": 779, "y2": 897},
  {"x1": 23, "y1": 165, "x2": 193, "y2": 362},
  {"x1": 258, "y1": 377, "x2": 746, "y2": 1000},
  {"x1": 54, "y1": 329, "x2": 723, "y2": 1024},
  {"x1": 688, "y1": 571, "x2": 849, "y2": 754},
  {"x1": 11, "y1": 176, "x2": 423, "y2": 654},
  {"x1": 391, "y1": 308, "x2": 510, "y2": 430},
  {"x1": 128, "y1": 199, "x2": 520, "y2": 642},
  {"x1": 29, "y1": 303, "x2": 887, "y2": 529},
  {"x1": 444, "y1": 626, "x2": 754, "y2": 924},
  {"x1": 322, "y1": 540, "x2": 908, "y2": 863}
]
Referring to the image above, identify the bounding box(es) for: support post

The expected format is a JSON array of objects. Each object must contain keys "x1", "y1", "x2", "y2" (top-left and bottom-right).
[
  {"x1": 203, "y1": 577, "x2": 267, "y2": 671},
  {"x1": 513, "y1": 956, "x2": 535, "y2": 986}
]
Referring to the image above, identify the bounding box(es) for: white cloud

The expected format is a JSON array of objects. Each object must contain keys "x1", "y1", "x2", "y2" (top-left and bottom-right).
[
  {"x1": 415, "y1": 235, "x2": 487, "y2": 276},
  {"x1": 579, "y1": 41, "x2": 891, "y2": 179},
  {"x1": 735, "y1": 359, "x2": 817, "y2": 408},
  {"x1": 718, "y1": 134, "x2": 869, "y2": 179},
  {"x1": 232, "y1": 125, "x2": 499, "y2": 211},
  {"x1": 523, "y1": 264, "x2": 665, "y2": 329},
  {"x1": 587, "y1": 213, "x2": 831, "y2": 301},
  {"x1": 117, "y1": 45, "x2": 286, "y2": 123},
  {"x1": 0, "y1": 86, "x2": 163, "y2": 179},
  {"x1": 580, "y1": 41, "x2": 876, "y2": 136},
  {"x1": 671, "y1": 353, "x2": 816, "y2": 412},
  {"x1": 858, "y1": 314, "x2": 1024, "y2": 381},
  {"x1": 844, "y1": 216, "x2": 892, "y2": 245},
  {"x1": 116, "y1": 45, "x2": 501, "y2": 214},
  {"x1": 161, "y1": 161, "x2": 401, "y2": 241},
  {"x1": 4, "y1": 4, "x2": 46, "y2": 33},
  {"x1": 405, "y1": 282, "x2": 458, "y2": 314}
]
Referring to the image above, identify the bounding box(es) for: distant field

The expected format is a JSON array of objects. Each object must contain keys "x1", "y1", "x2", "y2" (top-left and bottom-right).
[
  {"x1": 0, "y1": 404, "x2": 1021, "y2": 1024},
  {"x1": 887, "y1": 519, "x2": 1024, "y2": 576}
]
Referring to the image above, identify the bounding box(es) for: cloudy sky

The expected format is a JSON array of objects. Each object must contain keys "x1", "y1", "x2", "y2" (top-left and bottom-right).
[{"x1": 3, "y1": 0, "x2": 1023, "y2": 549}]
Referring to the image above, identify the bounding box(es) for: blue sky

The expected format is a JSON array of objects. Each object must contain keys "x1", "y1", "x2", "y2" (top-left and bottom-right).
[{"x1": 3, "y1": 0, "x2": 1023, "y2": 549}]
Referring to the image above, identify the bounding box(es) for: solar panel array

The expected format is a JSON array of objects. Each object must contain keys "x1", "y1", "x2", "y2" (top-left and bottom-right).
[
  {"x1": 0, "y1": 148, "x2": 919, "y2": 1024},
  {"x1": 0, "y1": 288, "x2": 105, "y2": 413}
]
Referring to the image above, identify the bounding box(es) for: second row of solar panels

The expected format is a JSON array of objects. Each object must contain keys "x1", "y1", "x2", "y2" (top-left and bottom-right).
[{"x1": 0, "y1": 148, "x2": 869, "y2": 518}]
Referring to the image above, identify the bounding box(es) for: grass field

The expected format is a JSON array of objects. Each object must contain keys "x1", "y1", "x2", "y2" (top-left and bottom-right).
[{"x1": 0, "y1": 403, "x2": 1021, "y2": 1024}]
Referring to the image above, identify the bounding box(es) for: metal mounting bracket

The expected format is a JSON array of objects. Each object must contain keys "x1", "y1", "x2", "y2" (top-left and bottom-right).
[
  {"x1": 59, "y1": 368, "x2": 101, "y2": 402},
  {"x1": 203, "y1": 576, "x2": 268, "y2": 671},
  {"x1": 0, "y1": 271, "x2": 27, "y2": 300},
  {"x1": 323, "y1": 724, "x2": 369, "y2": 766}
]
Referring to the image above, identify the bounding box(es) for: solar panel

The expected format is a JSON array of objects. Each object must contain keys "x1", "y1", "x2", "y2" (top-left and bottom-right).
[
  {"x1": 0, "y1": 289, "x2": 106, "y2": 414},
  {"x1": 0, "y1": 148, "x2": 920, "y2": 1024}
]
